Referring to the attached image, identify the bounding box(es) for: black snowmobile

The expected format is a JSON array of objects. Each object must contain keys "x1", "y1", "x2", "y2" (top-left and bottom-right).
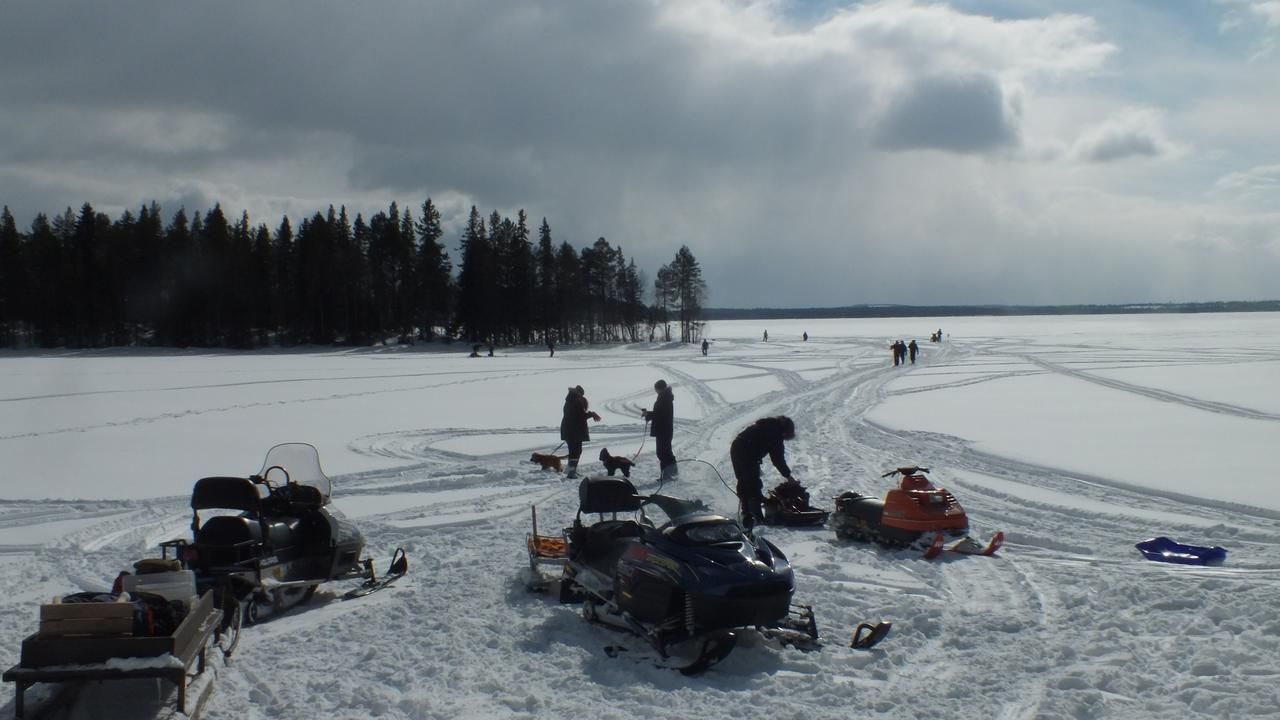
[
  {"x1": 551, "y1": 476, "x2": 823, "y2": 674},
  {"x1": 761, "y1": 478, "x2": 830, "y2": 527},
  {"x1": 161, "y1": 443, "x2": 405, "y2": 628}
]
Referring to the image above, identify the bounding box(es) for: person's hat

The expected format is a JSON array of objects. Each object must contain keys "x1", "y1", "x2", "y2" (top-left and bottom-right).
[
  {"x1": 779, "y1": 416, "x2": 796, "y2": 439},
  {"x1": 654, "y1": 379, "x2": 667, "y2": 390},
  {"x1": 575, "y1": 385, "x2": 585, "y2": 395}
]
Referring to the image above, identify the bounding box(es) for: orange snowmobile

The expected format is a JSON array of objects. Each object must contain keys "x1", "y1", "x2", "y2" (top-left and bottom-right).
[{"x1": 831, "y1": 466, "x2": 1002, "y2": 558}]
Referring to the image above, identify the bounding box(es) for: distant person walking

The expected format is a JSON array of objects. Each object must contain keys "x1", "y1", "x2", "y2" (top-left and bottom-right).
[
  {"x1": 763, "y1": 330, "x2": 769, "y2": 342},
  {"x1": 730, "y1": 416, "x2": 797, "y2": 531},
  {"x1": 908, "y1": 339, "x2": 918, "y2": 364},
  {"x1": 547, "y1": 338, "x2": 555, "y2": 357},
  {"x1": 560, "y1": 385, "x2": 601, "y2": 479},
  {"x1": 642, "y1": 379, "x2": 677, "y2": 481},
  {"x1": 891, "y1": 340, "x2": 907, "y2": 366},
  {"x1": 701, "y1": 339, "x2": 709, "y2": 356},
  {"x1": 803, "y1": 332, "x2": 808, "y2": 342}
]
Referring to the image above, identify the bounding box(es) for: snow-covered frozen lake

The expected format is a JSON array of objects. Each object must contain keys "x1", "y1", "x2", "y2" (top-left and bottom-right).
[{"x1": 3, "y1": 312, "x2": 1279, "y2": 719}]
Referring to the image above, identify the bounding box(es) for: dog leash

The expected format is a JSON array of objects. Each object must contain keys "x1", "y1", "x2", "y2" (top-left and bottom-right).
[{"x1": 629, "y1": 419, "x2": 649, "y2": 461}]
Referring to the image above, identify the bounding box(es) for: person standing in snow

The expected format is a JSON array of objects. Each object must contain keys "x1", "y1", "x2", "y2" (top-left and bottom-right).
[
  {"x1": 560, "y1": 385, "x2": 600, "y2": 479},
  {"x1": 701, "y1": 339, "x2": 709, "y2": 356},
  {"x1": 908, "y1": 339, "x2": 918, "y2": 364},
  {"x1": 642, "y1": 379, "x2": 677, "y2": 482},
  {"x1": 730, "y1": 416, "x2": 797, "y2": 531}
]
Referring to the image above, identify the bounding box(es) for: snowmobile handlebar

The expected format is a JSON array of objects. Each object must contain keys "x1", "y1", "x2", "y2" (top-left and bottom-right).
[
  {"x1": 881, "y1": 466, "x2": 929, "y2": 478},
  {"x1": 254, "y1": 465, "x2": 294, "y2": 488}
]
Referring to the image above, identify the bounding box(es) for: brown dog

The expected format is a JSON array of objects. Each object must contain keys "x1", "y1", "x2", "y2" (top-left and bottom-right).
[
  {"x1": 530, "y1": 452, "x2": 565, "y2": 472},
  {"x1": 598, "y1": 448, "x2": 634, "y2": 478}
]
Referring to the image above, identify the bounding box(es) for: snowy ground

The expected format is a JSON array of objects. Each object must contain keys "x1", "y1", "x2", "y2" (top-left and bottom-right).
[{"x1": 3, "y1": 313, "x2": 1280, "y2": 719}]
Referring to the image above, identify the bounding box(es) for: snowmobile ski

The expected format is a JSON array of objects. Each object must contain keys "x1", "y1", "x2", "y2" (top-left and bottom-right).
[
  {"x1": 604, "y1": 630, "x2": 738, "y2": 675},
  {"x1": 850, "y1": 621, "x2": 892, "y2": 650},
  {"x1": 342, "y1": 573, "x2": 402, "y2": 599},
  {"x1": 948, "y1": 531, "x2": 1004, "y2": 556},
  {"x1": 343, "y1": 547, "x2": 408, "y2": 599},
  {"x1": 923, "y1": 533, "x2": 946, "y2": 559},
  {"x1": 923, "y1": 531, "x2": 1004, "y2": 559}
]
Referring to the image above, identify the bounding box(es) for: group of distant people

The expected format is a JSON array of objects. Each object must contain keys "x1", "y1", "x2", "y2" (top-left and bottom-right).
[
  {"x1": 542, "y1": 326, "x2": 948, "y2": 530},
  {"x1": 890, "y1": 339, "x2": 918, "y2": 366},
  {"x1": 556, "y1": 382, "x2": 798, "y2": 532},
  {"x1": 558, "y1": 381, "x2": 676, "y2": 482},
  {"x1": 890, "y1": 329, "x2": 942, "y2": 366}
]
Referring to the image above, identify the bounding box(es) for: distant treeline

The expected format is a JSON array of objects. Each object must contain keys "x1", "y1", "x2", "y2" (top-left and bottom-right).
[
  {"x1": 0, "y1": 202, "x2": 708, "y2": 349},
  {"x1": 703, "y1": 301, "x2": 1280, "y2": 321}
]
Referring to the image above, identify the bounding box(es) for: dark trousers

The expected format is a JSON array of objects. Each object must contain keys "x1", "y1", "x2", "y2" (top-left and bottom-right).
[
  {"x1": 656, "y1": 434, "x2": 675, "y2": 469},
  {"x1": 566, "y1": 440, "x2": 583, "y2": 462},
  {"x1": 730, "y1": 445, "x2": 764, "y2": 529}
]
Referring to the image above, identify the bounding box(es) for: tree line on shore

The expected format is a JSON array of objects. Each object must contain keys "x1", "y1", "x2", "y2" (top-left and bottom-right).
[{"x1": 0, "y1": 201, "x2": 707, "y2": 349}]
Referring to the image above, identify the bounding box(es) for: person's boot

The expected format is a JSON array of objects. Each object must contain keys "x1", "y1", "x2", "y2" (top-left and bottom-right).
[
  {"x1": 660, "y1": 464, "x2": 679, "y2": 482},
  {"x1": 565, "y1": 459, "x2": 579, "y2": 479}
]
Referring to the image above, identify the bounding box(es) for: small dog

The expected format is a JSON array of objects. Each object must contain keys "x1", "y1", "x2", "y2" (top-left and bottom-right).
[
  {"x1": 598, "y1": 448, "x2": 634, "y2": 478},
  {"x1": 530, "y1": 452, "x2": 565, "y2": 472}
]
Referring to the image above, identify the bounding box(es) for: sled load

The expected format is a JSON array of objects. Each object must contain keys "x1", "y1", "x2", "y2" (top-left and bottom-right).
[
  {"x1": 761, "y1": 478, "x2": 830, "y2": 527},
  {"x1": 831, "y1": 466, "x2": 1003, "y2": 559},
  {"x1": 529, "y1": 476, "x2": 867, "y2": 674},
  {"x1": 159, "y1": 443, "x2": 406, "y2": 627}
]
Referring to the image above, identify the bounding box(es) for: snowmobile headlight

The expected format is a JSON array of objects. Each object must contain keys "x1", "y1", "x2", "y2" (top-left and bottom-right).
[{"x1": 683, "y1": 522, "x2": 742, "y2": 544}]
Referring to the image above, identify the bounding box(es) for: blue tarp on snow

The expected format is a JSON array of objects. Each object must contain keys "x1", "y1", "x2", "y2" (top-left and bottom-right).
[{"x1": 1135, "y1": 536, "x2": 1227, "y2": 566}]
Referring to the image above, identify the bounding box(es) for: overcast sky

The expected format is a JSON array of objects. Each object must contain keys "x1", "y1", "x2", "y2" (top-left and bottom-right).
[{"x1": 2, "y1": 0, "x2": 1278, "y2": 307}]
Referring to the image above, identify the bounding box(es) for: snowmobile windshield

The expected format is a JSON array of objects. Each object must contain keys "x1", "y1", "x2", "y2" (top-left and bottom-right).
[
  {"x1": 642, "y1": 493, "x2": 710, "y2": 526},
  {"x1": 258, "y1": 443, "x2": 332, "y2": 500}
]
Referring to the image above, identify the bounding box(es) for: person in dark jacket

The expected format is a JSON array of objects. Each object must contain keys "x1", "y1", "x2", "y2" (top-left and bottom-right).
[
  {"x1": 908, "y1": 339, "x2": 918, "y2": 364},
  {"x1": 730, "y1": 416, "x2": 796, "y2": 530},
  {"x1": 642, "y1": 379, "x2": 677, "y2": 481},
  {"x1": 560, "y1": 385, "x2": 600, "y2": 479}
]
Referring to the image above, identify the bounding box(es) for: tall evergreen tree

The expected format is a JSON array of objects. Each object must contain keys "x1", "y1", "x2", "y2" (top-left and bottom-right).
[
  {"x1": 669, "y1": 245, "x2": 706, "y2": 343},
  {"x1": 131, "y1": 203, "x2": 165, "y2": 344},
  {"x1": 271, "y1": 216, "x2": 295, "y2": 344},
  {"x1": 0, "y1": 207, "x2": 24, "y2": 346},
  {"x1": 27, "y1": 213, "x2": 62, "y2": 346},
  {"x1": 162, "y1": 208, "x2": 195, "y2": 346},
  {"x1": 553, "y1": 241, "x2": 582, "y2": 343},
  {"x1": 534, "y1": 218, "x2": 557, "y2": 342},
  {"x1": 414, "y1": 198, "x2": 452, "y2": 341},
  {"x1": 455, "y1": 206, "x2": 492, "y2": 342}
]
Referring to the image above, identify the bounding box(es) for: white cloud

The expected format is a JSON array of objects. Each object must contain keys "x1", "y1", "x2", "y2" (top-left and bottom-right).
[{"x1": 1216, "y1": 0, "x2": 1280, "y2": 59}]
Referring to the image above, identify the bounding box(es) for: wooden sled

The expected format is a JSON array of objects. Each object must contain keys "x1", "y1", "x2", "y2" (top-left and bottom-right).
[
  {"x1": 3, "y1": 591, "x2": 223, "y2": 718},
  {"x1": 526, "y1": 507, "x2": 570, "y2": 593}
]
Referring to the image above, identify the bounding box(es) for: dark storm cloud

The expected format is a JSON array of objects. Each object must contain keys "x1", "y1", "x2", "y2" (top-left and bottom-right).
[
  {"x1": 873, "y1": 73, "x2": 1018, "y2": 153},
  {"x1": 1, "y1": 0, "x2": 1275, "y2": 307},
  {"x1": 1, "y1": 0, "x2": 865, "y2": 197},
  {"x1": 1075, "y1": 132, "x2": 1160, "y2": 162}
]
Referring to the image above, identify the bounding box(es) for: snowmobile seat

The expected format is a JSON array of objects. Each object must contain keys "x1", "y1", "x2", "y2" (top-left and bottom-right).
[
  {"x1": 191, "y1": 476, "x2": 265, "y2": 512},
  {"x1": 578, "y1": 477, "x2": 642, "y2": 515},
  {"x1": 580, "y1": 520, "x2": 642, "y2": 565}
]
